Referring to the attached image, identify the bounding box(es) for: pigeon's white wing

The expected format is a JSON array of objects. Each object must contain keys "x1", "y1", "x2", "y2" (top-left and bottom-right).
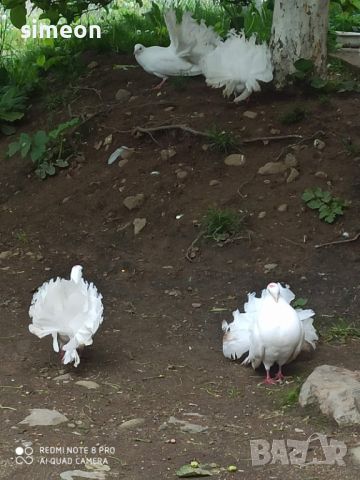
[
  {"x1": 201, "y1": 31, "x2": 273, "y2": 102},
  {"x1": 222, "y1": 308, "x2": 255, "y2": 360},
  {"x1": 136, "y1": 46, "x2": 202, "y2": 78}
]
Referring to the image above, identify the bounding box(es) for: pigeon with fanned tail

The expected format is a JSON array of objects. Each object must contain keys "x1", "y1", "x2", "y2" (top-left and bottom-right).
[
  {"x1": 134, "y1": 9, "x2": 220, "y2": 89},
  {"x1": 29, "y1": 266, "x2": 103, "y2": 367},
  {"x1": 222, "y1": 282, "x2": 317, "y2": 384},
  {"x1": 201, "y1": 31, "x2": 273, "y2": 102}
]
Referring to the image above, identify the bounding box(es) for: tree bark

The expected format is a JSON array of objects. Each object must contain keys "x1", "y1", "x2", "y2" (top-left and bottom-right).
[{"x1": 270, "y1": 0, "x2": 330, "y2": 87}]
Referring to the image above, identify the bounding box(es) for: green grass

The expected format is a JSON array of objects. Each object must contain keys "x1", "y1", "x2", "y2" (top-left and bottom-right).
[
  {"x1": 323, "y1": 319, "x2": 360, "y2": 343},
  {"x1": 207, "y1": 126, "x2": 238, "y2": 153},
  {"x1": 280, "y1": 106, "x2": 307, "y2": 125},
  {"x1": 202, "y1": 207, "x2": 243, "y2": 242}
]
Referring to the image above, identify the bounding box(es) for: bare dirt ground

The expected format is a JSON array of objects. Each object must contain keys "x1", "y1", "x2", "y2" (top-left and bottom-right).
[{"x1": 0, "y1": 53, "x2": 360, "y2": 480}]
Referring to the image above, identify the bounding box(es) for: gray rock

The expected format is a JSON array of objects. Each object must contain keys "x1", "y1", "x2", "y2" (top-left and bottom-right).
[
  {"x1": 0, "y1": 251, "x2": 12, "y2": 260},
  {"x1": 315, "y1": 171, "x2": 328, "y2": 179},
  {"x1": 133, "y1": 218, "x2": 147, "y2": 235},
  {"x1": 243, "y1": 110, "x2": 258, "y2": 119},
  {"x1": 224, "y1": 154, "x2": 246, "y2": 167},
  {"x1": 277, "y1": 204, "x2": 288, "y2": 212},
  {"x1": 270, "y1": 128, "x2": 280, "y2": 135},
  {"x1": 75, "y1": 380, "x2": 100, "y2": 390},
  {"x1": 284, "y1": 153, "x2": 298, "y2": 168},
  {"x1": 264, "y1": 263, "x2": 278, "y2": 273},
  {"x1": 176, "y1": 170, "x2": 188, "y2": 180},
  {"x1": 87, "y1": 61, "x2": 98, "y2": 69},
  {"x1": 314, "y1": 138, "x2": 326, "y2": 150},
  {"x1": 286, "y1": 168, "x2": 300, "y2": 183},
  {"x1": 123, "y1": 194, "x2": 144, "y2": 211},
  {"x1": 258, "y1": 211, "x2": 266, "y2": 219},
  {"x1": 167, "y1": 416, "x2": 208, "y2": 434},
  {"x1": 160, "y1": 148, "x2": 176, "y2": 161},
  {"x1": 350, "y1": 445, "x2": 360, "y2": 465},
  {"x1": 118, "y1": 159, "x2": 128, "y2": 168},
  {"x1": 20, "y1": 409, "x2": 68, "y2": 426},
  {"x1": 299, "y1": 365, "x2": 360, "y2": 425},
  {"x1": 209, "y1": 180, "x2": 220, "y2": 186},
  {"x1": 115, "y1": 89, "x2": 131, "y2": 103},
  {"x1": 60, "y1": 470, "x2": 106, "y2": 480},
  {"x1": 119, "y1": 418, "x2": 145, "y2": 430},
  {"x1": 53, "y1": 373, "x2": 72, "y2": 382},
  {"x1": 258, "y1": 161, "x2": 288, "y2": 175}
]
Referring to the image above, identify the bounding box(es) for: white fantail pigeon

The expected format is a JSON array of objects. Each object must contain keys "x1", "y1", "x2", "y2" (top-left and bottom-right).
[
  {"x1": 222, "y1": 282, "x2": 318, "y2": 384},
  {"x1": 29, "y1": 265, "x2": 103, "y2": 367},
  {"x1": 201, "y1": 31, "x2": 273, "y2": 102},
  {"x1": 134, "y1": 9, "x2": 220, "y2": 89}
]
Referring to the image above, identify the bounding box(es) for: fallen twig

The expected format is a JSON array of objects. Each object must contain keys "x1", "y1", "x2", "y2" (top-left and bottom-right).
[
  {"x1": 0, "y1": 405, "x2": 16, "y2": 411},
  {"x1": 315, "y1": 232, "x2": 360, "y2": 249},
  {"x1": 185, "y1": 231, "x2": 204, "y2": 262},
  {"x1": 132, "y1": 124, "x2": 306, "y2": 144},
  {"x1": 275, "y1": 130, "x2": 325, "y2": 162}
]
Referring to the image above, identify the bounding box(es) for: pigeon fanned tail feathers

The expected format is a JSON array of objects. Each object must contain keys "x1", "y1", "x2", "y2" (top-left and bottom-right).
[
  {"x1": 29, "y1": 265, "x2": 103, "y2": 367},
  {"x1": 201, "y1": 31, "x2": 273, "y2": 102}
]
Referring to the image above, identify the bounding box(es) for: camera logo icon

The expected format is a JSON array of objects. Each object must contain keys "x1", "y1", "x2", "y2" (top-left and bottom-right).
[{"x1": 15, "y1": 446, "x2": 34, "y2": 465}]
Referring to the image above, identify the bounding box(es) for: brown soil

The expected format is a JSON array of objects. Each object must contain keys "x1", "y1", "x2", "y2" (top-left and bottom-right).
[{"x1": 0, "y1": 53, "x2": 360, "y2": 480}]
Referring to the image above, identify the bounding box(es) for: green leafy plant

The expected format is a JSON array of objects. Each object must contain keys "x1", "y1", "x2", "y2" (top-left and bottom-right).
[
  {"x1": 292, "y1": 297, "x2": 308, "y2": 309},
  {"x1": 280, "y1": 106, "x2": 307, "y2": 125},
  {"x1": 202, "y1": 208, "x2": 243, "y2": 242},
  {"x1": 323, "y1": 319, "x2": 360, "y2": 343},
  {"x1": 302, "y1": 187, "x2": 348, "y2": 223},
  {"x1": 207, "y1": 126, "x2": 238, "y2": 153},
  {"x1": 7, "y1": 118, "x2": 79, "y2": 179},
  {"x1": 0, "y1": 85, "x2": 27, "y2": 134}
]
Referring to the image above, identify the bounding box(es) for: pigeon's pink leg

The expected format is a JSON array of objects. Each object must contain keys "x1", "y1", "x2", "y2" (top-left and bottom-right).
[
  {"x1": 263, "y1": 370, "x2": 277, "y2": 385},
  {"x1": 275, "y1": 366, "x2": 285, "y2": 382},
  {"x1": 152, "y1": 78, "x2": 167, "y2": 90}
]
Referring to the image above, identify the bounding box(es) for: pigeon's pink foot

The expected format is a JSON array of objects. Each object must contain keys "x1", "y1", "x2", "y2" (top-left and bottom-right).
[
  {"x1": 151, "y1": 78, "x2": 167, "y2": 90},
  {"x1": 275, "y1": 371, "x2": 285, "y2": 382},
  {"x1": 263, "y1": 372, "x2": 277, "y2": 385}
]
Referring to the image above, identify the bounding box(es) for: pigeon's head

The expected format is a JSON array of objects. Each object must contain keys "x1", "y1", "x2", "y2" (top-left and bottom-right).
[
  {"x1": 134, "y1": 44, "x2": 145, "y2": 56},
  {"x1": 267, "y1": 282, "x2": 280, "y2": 303}
]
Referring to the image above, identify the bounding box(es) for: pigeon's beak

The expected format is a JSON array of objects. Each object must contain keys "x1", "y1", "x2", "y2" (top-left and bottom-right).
[{"x1": 270, "y1": 291, "x2": 279, "y2": 303}]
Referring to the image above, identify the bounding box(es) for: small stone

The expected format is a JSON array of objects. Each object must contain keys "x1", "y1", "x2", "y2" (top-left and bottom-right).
[
  {"x1": 284, "y1": 153, "x2": 298, "y2": 168},
  {"x1": 314, "y1": 171, "x2": 328, "y2": 179},
  {"x1": 191, "y1": 303, "x2": 202, "y2": 309},
  {"x1": 243, "y1": 110, "x2": 258, "y2": 119},
  {"x1": 202, "y1": 144, "x2": 210, "y2": 151},
  {"x1": 133, "y1": 218, "x2": 147, "y2": 235},
  {"x1": 258, "y1": 161, "x2": 288, "y2": 175},
  {"x1": 94, "y1": 140, "x2": 103, "y2": 150},
  {"x1": 75, "y1": 380, "x2": 100, "y2": 390},
  {"x1": 258, "y1": 211, "x2": 266, "y2": 219},
  {"x1": 164, "y1": 106, "x2": 175, "y2": 112},
  {"x1": 87, "y1": 61, "x2": 98, "y2": 69},
  {"x1": 115, "y1": 89, "x2": 131, "y2": 103},
  {"x1": 123, "y1": 194, "x2": 144, "y2": 211},
  {"x1": 264, "y1": 263, "x2": 278, "y2": 273},
  {"x1": 224, "y1": 154, "x2": 246, "y2": 167},
  {"x1": 103, "y1": 134, "x2": 113, "y2": 147},
  {"x1": 160, "y1": 148, "x2": 176, "y2": 161},
  {"x1": 20, "y1": 409, "x2": 68, "y2": 426},
  {"x1": 277, "y1": 204, "x2": 288, "y2": 212},
  {"x1": 167, "y1": 416, "x2": 208, "y2": 434},
  {"x1": 67, "y1": 423, "x2": 76, "y2": 428},
  {"x1": 351, "y1": 446, "x2": 360, "y2": 465},
  {"x1": 270, "y1": 128, "x2": 280, "y2": 135},
  {"x1": 118, "y1": 159, "x2": 128, "y2": 168},
  {"x1": 176, "y1": 170, "x2": 188, "y2": 180},
  {"x1": 0, "y1": 251, "x2": 12, "y2": 260},
  {"x1": 314, "y1": 138, "x2": 326, "y2": 150},
  {"x1": 119, "y1": 418, "x2": 145, "y2": 430},
  {"x1": 286, "y1": 168, "x2": 300, "y2": 183},
  {"x1": 53, "y1": 373, "x2": 72, "y2": 382},
  {"x1": 209, "y1": 180, "x2": 220, "y2": 186},
  {"x1": 170, "y1": 438, "x2": 176, "y2": 444}
]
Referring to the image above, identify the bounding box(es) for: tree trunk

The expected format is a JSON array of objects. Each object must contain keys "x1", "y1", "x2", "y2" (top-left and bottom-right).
[{"x1": 270, "y1": 0, "x2": 330, "y2": 87}]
